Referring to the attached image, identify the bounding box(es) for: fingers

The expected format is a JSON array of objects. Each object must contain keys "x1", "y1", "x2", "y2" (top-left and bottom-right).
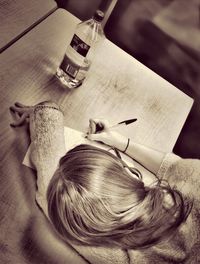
[
  {"x1": 90, "y1": 118, "x2": 109, "y2": 127},
  {"x1": 10, "y1": 112, "x2": 29, "y2": 127},
  {"x1": 86, "y1": 132, "x2": 105, "y2": 142},
  {"x1": 10, "y1": 104, "x2": 30, "y2": 115},
  {"x1": 88, "y1": 119, "x2": 96, "y2": 134},
  {"x1": 9, "y1": 102, "x2": 31, "y2": 127},
  {"x1": 88, "y1": 118, "x2": 109, "y2": 134},
  {"x1": 10, "y1": 102, "x2": 34, "y2": 118},
  {"x1": 14, "y1": 102, "x2": 30, "y2": 108},
  {"x1": 9, "y1": 106, "x2": 21, "y2": 123}
]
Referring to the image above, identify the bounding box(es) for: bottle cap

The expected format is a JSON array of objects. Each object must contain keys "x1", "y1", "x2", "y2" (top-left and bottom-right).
[{"x1": 93, "y1": 10, "x2": 104, "y2": 22}]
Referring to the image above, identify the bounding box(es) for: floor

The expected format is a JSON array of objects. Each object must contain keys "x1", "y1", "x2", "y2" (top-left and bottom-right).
[{"x1": 61, "y1": 0, "x2": 200, "y2": 158}]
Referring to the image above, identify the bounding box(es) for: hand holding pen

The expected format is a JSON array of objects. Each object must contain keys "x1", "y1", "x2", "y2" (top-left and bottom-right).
[
  {"x1": 86, "y1": 118, "x2": 137, "y2": 152},
  {"x1": 88, "y1": 118, "x2": 137, "y2": 134}
]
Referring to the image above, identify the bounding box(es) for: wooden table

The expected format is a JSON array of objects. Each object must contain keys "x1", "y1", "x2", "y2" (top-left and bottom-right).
[
  {"x1": 0, "y1": 8, "x2": 193, "y2": 264},
  {"x1": 0, "y1": 0, "x2": 57, "y2": 52}
]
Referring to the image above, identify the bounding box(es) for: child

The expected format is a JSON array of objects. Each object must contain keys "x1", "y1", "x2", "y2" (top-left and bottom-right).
[{"x1": 10, "y1": 101, "x2": 200, "y2": 264}]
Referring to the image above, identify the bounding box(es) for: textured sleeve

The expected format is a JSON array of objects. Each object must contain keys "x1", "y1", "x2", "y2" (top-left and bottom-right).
[
  {"x1": 157, "y1": 152, "x2": 200, "y2": 200},
  {"x1": 156, "y1": 152, "x2": 181, "y2": 180},
  {"x1": 29, "y1": 102, "x2": 66, "y2": 215}
]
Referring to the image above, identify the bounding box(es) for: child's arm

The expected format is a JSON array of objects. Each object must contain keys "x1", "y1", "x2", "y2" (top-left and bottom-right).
[
  {"x1": 10, "y1": 102, "x2": 66, "y2": 206},
  {"x1": 86, "y1": 118, "x2": 166, "y2": 175}
]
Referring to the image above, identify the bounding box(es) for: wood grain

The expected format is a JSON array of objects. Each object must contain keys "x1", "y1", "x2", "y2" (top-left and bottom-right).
[
  {"x1": 0, "y1": 8, "x2": 193, "y2": 263},
  {"x1": 0, "y1": 9, "x2": 193, "y2": 151},
  {"x1": 0, "y1": 0, "x2": 57, "y2": 52}
]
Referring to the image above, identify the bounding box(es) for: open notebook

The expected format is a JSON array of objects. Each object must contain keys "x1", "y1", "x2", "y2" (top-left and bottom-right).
[{"x1": 23, "y1": 126, "x2": 135, "y2": 168}]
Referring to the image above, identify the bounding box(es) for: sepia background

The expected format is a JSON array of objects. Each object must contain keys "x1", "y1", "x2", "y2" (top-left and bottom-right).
[{"x1": 0, "y1": 1, "x2": 200, "y2": 263}]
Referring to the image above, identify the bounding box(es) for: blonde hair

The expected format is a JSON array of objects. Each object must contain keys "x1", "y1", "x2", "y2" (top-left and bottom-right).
[{"x1": 47, "y1": 144, "x2": 192, "y2": 249}]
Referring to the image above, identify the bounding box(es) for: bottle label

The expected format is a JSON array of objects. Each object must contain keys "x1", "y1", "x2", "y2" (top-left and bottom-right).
[
  {"x1": 60, "y1": 54, "x2": 80, "y2": 78},
  {"x1": 70, "y1": 34, "x2": 90, "y2": 57}
]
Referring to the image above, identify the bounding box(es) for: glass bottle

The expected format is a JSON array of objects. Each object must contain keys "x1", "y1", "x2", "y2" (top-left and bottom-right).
[{"x1": 56, "y1": 10, "x2": 105, "y2": 89}]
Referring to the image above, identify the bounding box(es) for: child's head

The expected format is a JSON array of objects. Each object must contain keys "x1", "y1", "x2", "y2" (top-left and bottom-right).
[{"x1": 47, "y1": 144, "x2": 191, "y2": 249}]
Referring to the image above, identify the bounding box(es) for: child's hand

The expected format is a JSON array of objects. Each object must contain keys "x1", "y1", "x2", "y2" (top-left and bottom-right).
[
  {"x1": 9, "y1": 102, "x2": 34, "y2": 127},
  {"x1": 9, "y1": 100, "x2": 60, "y2": 127},
  {"x1": 86, "y1": 118, "x2": 128, "y2": 151},
  {"x1": 87, "y1": 118, "x2": 110, "y2": 134}
]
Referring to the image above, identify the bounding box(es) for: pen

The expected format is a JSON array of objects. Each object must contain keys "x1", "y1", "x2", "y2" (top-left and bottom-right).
[{"x1": 95, "y1": 118, "x2": 137, "y2": 133}]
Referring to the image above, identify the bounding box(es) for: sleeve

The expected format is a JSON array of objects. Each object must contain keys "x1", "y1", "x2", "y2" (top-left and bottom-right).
[
  {"x1": 156, "y1": 152, "x2": 181, "y2": 180},
  {"x1": 29, "y1": 103, "x2": 66, "y2": 215},
  {"x1": 156, "y1": 152, "x2": 200, "y2": 200}
]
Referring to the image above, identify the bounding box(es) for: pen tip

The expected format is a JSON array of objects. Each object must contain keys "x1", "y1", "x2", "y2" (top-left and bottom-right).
[{"x1": 125, "y1": 118, "x2": 137, "y2": 125}]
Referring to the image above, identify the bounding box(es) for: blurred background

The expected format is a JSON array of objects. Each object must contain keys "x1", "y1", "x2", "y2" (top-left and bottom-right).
[{"x1": 56, "y1": 0, "x2": 200, "y2": 158}]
